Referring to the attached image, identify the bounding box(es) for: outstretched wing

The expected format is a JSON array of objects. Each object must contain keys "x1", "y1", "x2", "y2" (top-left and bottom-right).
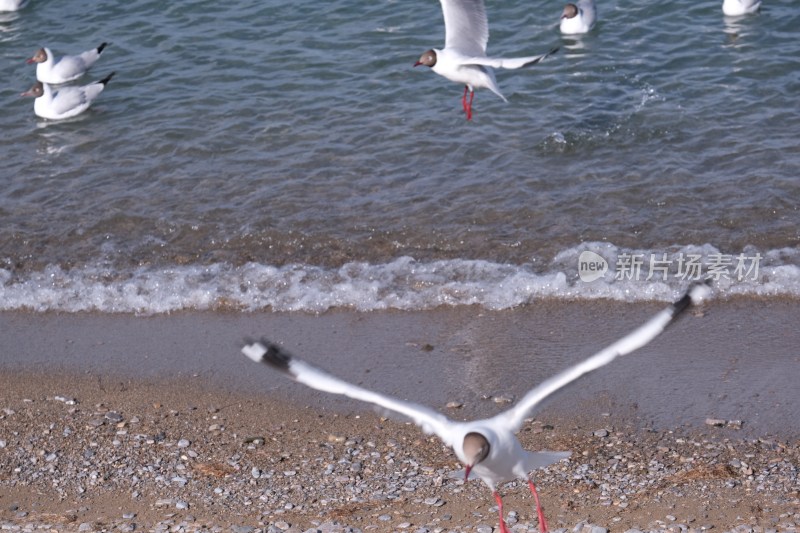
[
  {"x1": 441, "y1": 0, "x2": 489, "y2": 57},
  {"x1": 494, "y1": 283, "x2": 711, "y2": 432},
  {"x1": 463, "y1": 47, "x2": 559, "y2": 70},
  {"x1": 243, "y1": 340, "x2": 458, "y2": 447}
]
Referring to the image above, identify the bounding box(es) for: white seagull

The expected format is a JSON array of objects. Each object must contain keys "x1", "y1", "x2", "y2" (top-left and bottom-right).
[
  {"x1": 21, "y1": 72, "x2": 115, "y2": 120},
  {"x1": 0, "y1": 0, "x2": 27, "y2": 12},
  {"x1": 722, "y1": 0, "x2": 761, "y2": 16},
  {"x1": 413, "y1": 0, "x2": 558, "y2": 120},
  {"x1": 243, "y1": 284, "x2": 710, "y2": 533},
  {"x1": 27, "y1": 42, "x2": 108, "y2": 85},
  {"x1": 560, "y1": 0, "x2": 597, "y2": 35}
]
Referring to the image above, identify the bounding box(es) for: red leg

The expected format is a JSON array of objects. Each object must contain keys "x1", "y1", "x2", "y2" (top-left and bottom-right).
[
  {"x1": 527, "y1": 480, "x2": 548, "y2": 533},
  {"x1": 461, "y1": 86, "x2": 469, "y2": 113},
  {"x1": 466, "y1": 90, "x2": 475, "y2": 120},
  {"x1": 492, "y1": 492, "x2": 511, "y2": 533}
]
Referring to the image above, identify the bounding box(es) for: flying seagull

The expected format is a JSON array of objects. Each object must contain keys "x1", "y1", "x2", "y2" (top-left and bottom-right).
[
  {"x1": 414, "y1": 0, "x2": 558, "y2": 120},
  {"x1": 242, "y1": 283, "x2": 709, "y2": 532}
]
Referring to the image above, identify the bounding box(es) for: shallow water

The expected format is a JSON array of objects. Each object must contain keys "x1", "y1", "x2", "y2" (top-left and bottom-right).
[{"x1": 1, "y1": 0, "x2": 798, "y2": 313}]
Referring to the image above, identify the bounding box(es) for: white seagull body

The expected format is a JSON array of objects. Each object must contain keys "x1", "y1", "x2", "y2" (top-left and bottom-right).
[
  {"x1": 21, "y1": 72, "x2": 115, "y2": 120},
  {"x1": 0, "y1": 0, "x2": 26, "y2": 12},
  {"x1": 560, "y1": 0, "x2": 597, "y2": 35},
  {"x1": 243, "y1": 284, "x2": 710, "y2": 533},
  {"x1": 414, "y1": 0, "x2": 557, "y2": 120},
  {"x1": 27, "y1": 43, "x2": 108, "y2": 85},
  {"x1": 722, "y1": 0, "x2": 761, "y2": 16}
]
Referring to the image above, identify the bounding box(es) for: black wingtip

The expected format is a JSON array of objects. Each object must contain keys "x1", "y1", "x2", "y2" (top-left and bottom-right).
[
  {"x1": 549, "y1": 46, "x2": 560, "y2": 56},
  {"x1": 261, "y1": 340, "x2": 293, "y2": 371},
  {"x1": 242, "y1": 338, "x2": 293, "y2": 373},
  {"x1": 672, "y1": 280, "x2": 712, "y2": 316},
  {"x1": 98, "y1": 71, "x2": 115, "y2": 86},
  {"x1": 97, "y1": 42, "x2": 108, "y2": 54}
]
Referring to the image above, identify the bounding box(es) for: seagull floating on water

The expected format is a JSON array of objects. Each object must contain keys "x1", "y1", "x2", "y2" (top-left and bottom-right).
[
  {"x1": 560, "y1": 0, "x2": 597, "y2": 35},
  {"x1": 27, "y1": 42, "x2": 108, "y2": 85},
  {"x1": 0, "y1": 0, "x2": 27, "y2": 12},
  {"x1": 722, "y1": 0, "x2": 761, "y2": 16},
  {"x1": 413, "y1": 0, "x2": 557, "y2": 120},
  {"x1": 243, "y1": 284, "x2": 710, "y2": 533},
  {"x1": 21, "y1": 72, "x2": 115, "y2": 120}
]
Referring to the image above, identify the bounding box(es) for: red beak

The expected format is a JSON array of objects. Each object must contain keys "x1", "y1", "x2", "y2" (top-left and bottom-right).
[
  {"x1": 26, "y1": 58, "x2": 35, "y2": 64},
  {"x1": 464, "y1": 465, "x2": 472, "y2": 481},
  {"x1": 413, "y1": 61, "x2": 422, "y2": 67}
]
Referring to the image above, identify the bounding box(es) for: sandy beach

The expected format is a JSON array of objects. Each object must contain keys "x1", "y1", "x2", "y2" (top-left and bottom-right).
[{"x1": 1, "y1": 299, "x2": 799, "y2": 532}]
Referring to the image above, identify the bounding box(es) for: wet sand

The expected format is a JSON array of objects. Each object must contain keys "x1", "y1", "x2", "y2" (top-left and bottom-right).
[
  {"x1": 1, "y1": 300, "x2": 799, "y2": 531},
  {"x1": 1, "y1": 298, "x2": 798, "y2": 436}
]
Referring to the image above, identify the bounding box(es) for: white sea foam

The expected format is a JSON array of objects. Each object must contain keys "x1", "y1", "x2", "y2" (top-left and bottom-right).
[{"x1": 0, "y1": 244, "x2": 798, "y2": 314}]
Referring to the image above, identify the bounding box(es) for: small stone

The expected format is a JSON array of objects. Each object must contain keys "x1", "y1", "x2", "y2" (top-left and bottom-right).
[
  {"x1": 493, "y1": 394, "x2": 514, "y2": 404},
  {"x1": 705, "y1": 418, "x2": 726, "y2": 427},
  {"x1": 54, "y1": 396, "x2": 77, "y2": 405},
  {"x1": 424, "y1": 497, "x2": 444, "y2": 507},
  {"x1": 231, "y1": 527, "x2": 253, "y2": 533},
  {"x1": 104, "y1": 412, "x2": 123, "y2": 422},
  {"x1": 251, "y1": 467, "x2": 261, "y2": 478},
  {"x1": 327, "y1": 434, "x2": 346, "y2": 443},
  {"x1": 283, "y1": 470, "x2": 297, "y2": 477},
  {"x1": 445, "y1": 401, "x2": 463, "y2": 409},
  {"x1": 594, "y1": 429, "x2": 609, "y2": 438},
  {"x1": 155, "y1": 499, "x2": 173, "y2": 508},
  {"x1": 175, "y1": 501, "x2": 189, "y2": 510},
  {"x1": 275, "y1": 521, "x2": 290, "y2": 531},
  {"x1": 378, "y1": 515, "x2": 391, "y2": 521},
  {"x1": 177, "y1": 439, "x2": 191, "y2": 448},
  {"x1": 78, "y1": 523, "x2": 93, "y2": 532}
]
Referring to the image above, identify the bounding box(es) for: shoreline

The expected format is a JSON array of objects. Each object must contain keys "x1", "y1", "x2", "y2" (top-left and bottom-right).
[{"x1": 1, "y1": 298, "x2": 798, "y2": 436}]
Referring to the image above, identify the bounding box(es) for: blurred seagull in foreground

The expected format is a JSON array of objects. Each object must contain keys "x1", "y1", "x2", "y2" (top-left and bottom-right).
[
  {"x1": 27, "y1": 42, "x2": 108, "y2": 84},
  {"x1": 21, "y1": 72, "x2": 115, "y2": 120},
  {"x1": 243, "y1": 284, "x2": 710, "y2": 533},
  {"x1": 413, "y1": 0, "x2": 558, "y2": 120},
  {"x1": 722, "y1": 0, "x2": 761, "y2": 16},
  {"x1": 0, "y1": 0, "x2": 27, "y2": 12},
  {"x1": 560, "y1": 0, "x2": 597, "y2": 34}
]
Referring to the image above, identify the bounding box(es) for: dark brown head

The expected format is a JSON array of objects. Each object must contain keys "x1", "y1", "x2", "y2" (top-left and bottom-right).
[
  {"x1": 414, "y1": 49, "x2": 437, "y2": 68},
  {"x1": 561, "y1": 3, "x2": 579, "y2": 19},
  {"x1": 26, "y1": 47, "x2": 48, "y2": 65},
  {"x1": 462, "y1": 432, "x2": 490, "y2": 480},
  {"x1": 21, "y1": 81, "x2": 44, "y2": 98}
]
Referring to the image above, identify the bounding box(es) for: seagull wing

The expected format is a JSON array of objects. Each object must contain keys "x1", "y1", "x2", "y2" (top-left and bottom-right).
[
  {"x1": 441, "y1": 0, "x2": 489, "y2": 57},
  {"x1": 50, "y1": 86, "x2": 89, "y2": 115},
  {"x1": 462, "y1": 47, "x2": 559, "y2": 70},
  {"x1": 494, "y1": 283, "x2": 711, "y2": 432},
  {"x1": 243, "y1": 340, "x2": 458, "y2": 447}
]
